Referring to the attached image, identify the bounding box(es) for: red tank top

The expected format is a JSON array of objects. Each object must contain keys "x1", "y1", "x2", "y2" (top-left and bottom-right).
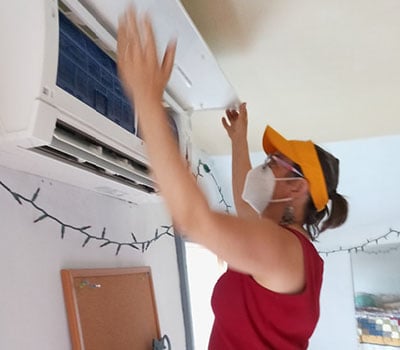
[{"x1": 209, "y1": 228, "x2": 324, "y2": 350}]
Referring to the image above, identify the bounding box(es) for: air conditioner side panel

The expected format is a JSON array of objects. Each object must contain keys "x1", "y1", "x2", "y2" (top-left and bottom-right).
[
  {"x1": 0, "y1": 0, "x2": 58, "y2": 141},
  {"x1": 1, "y1": 100, "x2": 57, "y2": 149}
]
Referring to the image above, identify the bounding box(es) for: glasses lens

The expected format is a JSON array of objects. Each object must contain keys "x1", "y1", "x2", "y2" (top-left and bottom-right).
[{"x1": 271, "y1": 154, "x2": 303, "y2": 177}]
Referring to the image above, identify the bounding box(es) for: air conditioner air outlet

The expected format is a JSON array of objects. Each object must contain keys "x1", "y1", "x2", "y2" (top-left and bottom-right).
[{"x1": 33, "y1": 123, "x2": 155, "y2": 191}]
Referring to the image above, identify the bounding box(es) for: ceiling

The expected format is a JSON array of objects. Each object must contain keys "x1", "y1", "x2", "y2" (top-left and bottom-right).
[{"x1": 181, "y1": 0, "x2": 400, "y2": 155}]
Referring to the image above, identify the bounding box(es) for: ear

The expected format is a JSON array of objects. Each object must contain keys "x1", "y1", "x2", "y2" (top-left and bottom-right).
[{"x1": 288, "y1": 178, "x2": 309, "y2": 199}]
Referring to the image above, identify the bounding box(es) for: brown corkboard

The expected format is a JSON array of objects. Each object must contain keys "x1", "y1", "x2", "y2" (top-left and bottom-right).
[{"x1": 61, "y1": 267, "x2": 160, "y2": 350}]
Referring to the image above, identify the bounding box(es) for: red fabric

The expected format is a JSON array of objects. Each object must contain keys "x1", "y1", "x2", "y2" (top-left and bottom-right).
[{"x1": 208, "y1": 228, "x2": 324, "y2": 350}]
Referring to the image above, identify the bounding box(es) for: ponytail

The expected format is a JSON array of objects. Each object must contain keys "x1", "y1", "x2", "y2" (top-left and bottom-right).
[
  {"x1": 321, "y1": 192, "x2": 349, "y2": 232},
  {"x1": 304, "y1": 192, "x2": 349, "y2": 240}
]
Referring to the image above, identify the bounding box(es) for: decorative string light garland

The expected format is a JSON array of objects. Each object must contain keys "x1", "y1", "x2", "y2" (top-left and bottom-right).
[
  {"x1": 0, "y1": 179, "x2": 174, "y2": 255},
  {"x1": 360, "y1": 242, "x2": 400, "y2": 255},
  {"x1": 1, "y1": 160, "x2": 399, "y2": 256},
  {"x1": 0, "y1": 160, "x2": 227, "y2": 255},
  {"x1": 195, "y1": 159, "x2": 232, "y2": 214},
  {"x1": 317, "y1": 229, "x2": 400, "y2": 256}
]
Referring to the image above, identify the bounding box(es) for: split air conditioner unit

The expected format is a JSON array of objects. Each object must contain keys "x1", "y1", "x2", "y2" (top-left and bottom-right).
[{"x1": 0, "y1": 0, "x2": 239, "y2": 203}]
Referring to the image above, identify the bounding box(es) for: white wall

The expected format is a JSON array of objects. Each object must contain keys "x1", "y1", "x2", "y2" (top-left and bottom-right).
[
  {"x1": 351, "y1": 244, "x2": 400, "y2": 295},
  {"x1": 309, "y1": 252, "x2": 359, "y2": 349},
  {"x1": 0, "y1": 165, "x2": 186, "y2": 350}
]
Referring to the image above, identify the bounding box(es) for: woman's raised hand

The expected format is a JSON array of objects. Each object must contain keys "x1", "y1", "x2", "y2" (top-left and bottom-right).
[
  {"x1": 221, "y1": 102, "x2": 248, "y2": 142},
  {"x1": 117, "y1": 7, "x2": 177, "y2": 106}
]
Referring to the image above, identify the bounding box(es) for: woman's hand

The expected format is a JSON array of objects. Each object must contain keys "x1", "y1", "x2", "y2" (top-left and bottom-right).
[
  {"x1": 117, "y1": 7, "x2": 177, "y2": 106},
  {"x1": 221, "y1": 102, "x2": 248, "y2": 143},
  {"x1": 221, "y1": 102, "x2": 255, "y2": 218}
]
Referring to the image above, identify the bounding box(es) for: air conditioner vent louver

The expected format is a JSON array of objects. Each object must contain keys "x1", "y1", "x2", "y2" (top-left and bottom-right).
[{"x1": 33, "y1": 123, "x2": 156, "y2": 194}]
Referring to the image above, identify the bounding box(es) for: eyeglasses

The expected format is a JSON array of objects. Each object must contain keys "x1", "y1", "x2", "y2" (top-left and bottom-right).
[{"x1": 263, "y1": 154, "x2": 304, "y2": 178}]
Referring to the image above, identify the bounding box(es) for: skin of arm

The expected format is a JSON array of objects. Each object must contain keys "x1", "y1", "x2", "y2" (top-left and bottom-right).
[
  {"x1": 222, "y1": 104, "x2": 258, "y2": 219},
  {"x1": 116, "y1": 8, "x2": 305, "y2": 294}
]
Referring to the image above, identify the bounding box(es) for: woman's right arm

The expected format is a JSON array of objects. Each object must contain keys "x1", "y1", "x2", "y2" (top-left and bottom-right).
[
  {"x1": 116, "y1": 9, "x2": 305, "y2": 294},
  {"x1": 222, "y1": 103, "x2": 258, "y2": 219}
]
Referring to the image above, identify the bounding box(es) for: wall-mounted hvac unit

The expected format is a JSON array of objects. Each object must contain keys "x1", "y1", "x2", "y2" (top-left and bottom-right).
[{"x1": 0, "y1": 0, "x2": 238, "y2": 203}]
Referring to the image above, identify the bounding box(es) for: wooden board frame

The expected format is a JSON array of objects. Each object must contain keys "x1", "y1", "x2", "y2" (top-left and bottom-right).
[{"x1": 61, "y1": 267, "x2": 161, "y2": 350}]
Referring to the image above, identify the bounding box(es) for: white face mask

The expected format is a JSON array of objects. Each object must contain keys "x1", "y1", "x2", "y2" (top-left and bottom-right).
[{"x1": 242, "y1": 164, "x2": 298, "y2": 214}]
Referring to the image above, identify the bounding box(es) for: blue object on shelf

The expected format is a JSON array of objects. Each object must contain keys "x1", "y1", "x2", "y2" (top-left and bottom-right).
[{"x1": 56, "y1": 11, "x2": 135, "y2": 134}]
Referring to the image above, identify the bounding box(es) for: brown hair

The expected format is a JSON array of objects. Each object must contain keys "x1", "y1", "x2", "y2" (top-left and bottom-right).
[{"x1": 303, "y1": 145, "x2": 349, "y2": 240}]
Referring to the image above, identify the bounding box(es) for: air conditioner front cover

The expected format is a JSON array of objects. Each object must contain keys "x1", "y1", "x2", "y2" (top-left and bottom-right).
[{"x1": 65, "y1": 0, "x2": 239, "y2": 112}]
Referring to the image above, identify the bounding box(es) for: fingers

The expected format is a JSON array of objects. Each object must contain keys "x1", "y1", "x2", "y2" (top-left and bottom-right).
[
  {"x1": 221, "y1": 116, "x2": 229, "y2": 130},
  {"x1": 118, "y1": 8, "x2": 159, "y2": 62},
  {"x1": 225, "y1": 108, "x2": 238, "y2": 122},
  {"x1": 117, "y1": 6, "x2": 141, "y2": 67},
  {"x1": 142, "y1": 13, "x2": 158, "y2": 64},
  {"x1": 239, "y1": 102, "x2": 247, "y2": 113},
  {"x1": 118, "y1": 7, "x2": 176, "y2": 84},
  {"x1": 125, "y1": 7, "x2": 141, "y2": 51},
  {"x1": 162, "y1": 39, "x2": 177, "y2": 83},
  {"x1": 225, "y1": 102, "x2": 247, "y2": 122},
  {"x1": 239, "y1": 102, "x2": 248, "y2": 120},
  {"x1": 222, "y1": 102, "x2": 248, "y2": 131},
  {"x1": 117, "y1": 13, "x2": 128, "y2": 64}
]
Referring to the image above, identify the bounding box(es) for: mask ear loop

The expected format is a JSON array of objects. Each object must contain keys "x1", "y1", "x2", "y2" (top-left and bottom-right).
[
  {"x1": 262, "y1": 155, "x2": 272, "y2": 170},
  {"x1": 271, "y1": 177, "x2": 302, "y2": 214},
  {"x1": 278, "y1": 175, "x2": 308, "y2": 225}
]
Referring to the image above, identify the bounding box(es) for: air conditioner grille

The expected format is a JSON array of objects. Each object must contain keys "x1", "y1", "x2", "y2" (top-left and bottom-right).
[{"x1": 33, "y1": 124, "x2": 156, "y2": 194}]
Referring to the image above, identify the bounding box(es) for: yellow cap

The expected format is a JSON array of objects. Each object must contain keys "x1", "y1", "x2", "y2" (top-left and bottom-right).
[{"x1": 263, "y1": 126, "x2": 329, "y2": 212}]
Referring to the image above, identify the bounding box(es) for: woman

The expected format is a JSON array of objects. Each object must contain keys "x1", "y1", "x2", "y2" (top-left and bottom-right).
[{"x1": 117, "y1": 8, "x2": 348, "y2": 349}]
